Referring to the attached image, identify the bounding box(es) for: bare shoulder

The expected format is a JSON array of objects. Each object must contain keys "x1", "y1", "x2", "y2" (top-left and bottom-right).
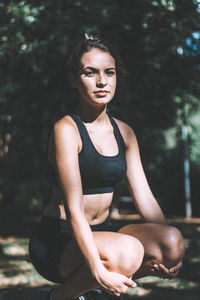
[
  {"x1": 49, "y1": 115, "x2": 80, "y2": 163},
  {"x1": 53, "y1": 115, "x2": 82, "y2": 146},
  {"x1": 54, "y1": 115, "x2": 78, "y2": 136},
  {"x1": 112, "y1": 117, "x2": 137, "y2": 147},
  {"x1": 53, "y1": 115, "x2": 81, "y2": 147}
]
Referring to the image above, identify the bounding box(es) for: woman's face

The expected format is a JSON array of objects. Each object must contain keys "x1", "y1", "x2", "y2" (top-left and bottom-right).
[{"x1": 75, "y1": 48, "x2": 117, "y2": 107}]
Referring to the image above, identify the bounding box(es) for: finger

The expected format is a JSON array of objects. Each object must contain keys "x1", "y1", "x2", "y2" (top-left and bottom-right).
[
  {"x1": 169, "y1": 267, "x2": 177, "y2": 274},
  {"x1": 151, "y1": 265, "x2": 170, "y2": 279},
  {"x1": 153, "y1": 264, "x2": 159, "y2": 271},
  {"x1": 115, "y1": 286, "x2": 127, "y2": 296},
  {"x1": 114, "y1": 293, "x2": 121, "y2": 297},
  {"x1": 159, "y1": 264, "x2": 177, "y2": 279},
  {"x1": 125, "y1": 277, "x2": 137, "y2": 288},
  {"x1": 121, "y1": 285, "x2": 129, "y2": 294},
  {"x1": 159, "y1": 263, "x2": 180, "y2": 278},
  {"x1": 169, "y1": 264, "x2": 178, "y2": 273},
  {"x1": 153, "y1": 264, "x2": 163, "y2": 276},
  {"x1": 169, "y1": 260, "x2": 182, "y2": 273},
  {"x1": 158, "y1": 264, "x2": 170, "y2": 274}
]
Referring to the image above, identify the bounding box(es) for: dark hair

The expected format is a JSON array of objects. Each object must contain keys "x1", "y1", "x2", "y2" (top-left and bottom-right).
[{"x1": 68, "y1": 34, "x2": 126, "y2": 84}]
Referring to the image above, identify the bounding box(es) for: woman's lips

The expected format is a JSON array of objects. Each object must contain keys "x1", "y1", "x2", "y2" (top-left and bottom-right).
[{"x1": 94, "y1": 91, "x2": 109, "y2": 97}]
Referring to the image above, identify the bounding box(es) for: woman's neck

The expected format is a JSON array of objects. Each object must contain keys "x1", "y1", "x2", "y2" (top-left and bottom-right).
[{"x1": 76, "y1": 103, "x2": 108, "y2": 123}]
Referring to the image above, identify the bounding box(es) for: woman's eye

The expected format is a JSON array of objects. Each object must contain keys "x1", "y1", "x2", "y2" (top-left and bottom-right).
[
  {"x1": 106, "y1": 71, "x2": 115, "y2": 76},
  {"x1": 84, "y1": 71, "x2": 95, "y2": 77}
]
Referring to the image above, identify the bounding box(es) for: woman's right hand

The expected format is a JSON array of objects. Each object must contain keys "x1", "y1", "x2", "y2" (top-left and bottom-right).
[{"x1": 96, "y1": 268, "x2": 137, "y2": 297}]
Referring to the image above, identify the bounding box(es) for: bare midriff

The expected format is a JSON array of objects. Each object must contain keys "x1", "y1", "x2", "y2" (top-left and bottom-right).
[{"x1": 42, "y1": 185, "x2": 113, "y2": 225}]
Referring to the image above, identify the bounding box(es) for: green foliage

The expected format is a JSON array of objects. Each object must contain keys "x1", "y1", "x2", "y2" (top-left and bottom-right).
[{"x1": 0, "y1": 0, "x2": 200, "y2": 215}]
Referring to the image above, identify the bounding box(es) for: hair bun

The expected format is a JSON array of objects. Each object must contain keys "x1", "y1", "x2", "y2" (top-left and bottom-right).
[{"x1": 84, "y1": 33, "x2": 98, "y2": 40}]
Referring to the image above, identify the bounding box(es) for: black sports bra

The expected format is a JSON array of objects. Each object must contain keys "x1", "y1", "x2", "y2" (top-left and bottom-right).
[{"x1": 52, "y1": 113, "x2": 127, "y2": 195}]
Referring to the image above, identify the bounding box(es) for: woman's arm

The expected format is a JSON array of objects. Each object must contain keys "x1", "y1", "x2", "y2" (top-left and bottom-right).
[
  {"x1": 52, "y1": 117, "x2": 135, "y2": 295},
  {"x1": 53, "y1": 118, "x2": 104, "y2": 274},
  {"x1": 117, "y1": 120, "x2": 182, "y2": 278},
  {"x1": 120, "y1": 122, "x2": 167, "y2": 224}
]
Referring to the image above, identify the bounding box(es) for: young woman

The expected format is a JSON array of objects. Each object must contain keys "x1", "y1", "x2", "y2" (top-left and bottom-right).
[{"x1": 29, "y1": 35, "x2": 185, "y2": 300}]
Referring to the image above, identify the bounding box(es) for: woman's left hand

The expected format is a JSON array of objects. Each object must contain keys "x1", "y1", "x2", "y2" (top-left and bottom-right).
[{"x1": 151, "y1": 260, "x2": 183, "y2": 279}]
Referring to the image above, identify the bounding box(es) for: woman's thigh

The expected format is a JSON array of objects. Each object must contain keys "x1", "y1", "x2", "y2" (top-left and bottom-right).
[{"x1": 59, "y1": 231, "x2": 144, "y2": 280}]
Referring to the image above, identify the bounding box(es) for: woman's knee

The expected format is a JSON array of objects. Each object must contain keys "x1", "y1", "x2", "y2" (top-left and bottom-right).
[
  {"x1": 104, "y1": 235, "x2": 144, "y2": 277},
  {"x1": 160, "y1": 225, "x2": 185, "y2": 267}
]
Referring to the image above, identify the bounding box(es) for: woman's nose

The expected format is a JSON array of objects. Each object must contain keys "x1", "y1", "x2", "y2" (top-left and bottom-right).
[{"x1": 96, "y1": 73, "x2": 107, "y2": 86}]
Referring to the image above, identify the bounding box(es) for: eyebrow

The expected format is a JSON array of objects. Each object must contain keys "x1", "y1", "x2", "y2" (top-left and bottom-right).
[{"x1": 83, "y1": 66, "x2": 116, "y2": 71}]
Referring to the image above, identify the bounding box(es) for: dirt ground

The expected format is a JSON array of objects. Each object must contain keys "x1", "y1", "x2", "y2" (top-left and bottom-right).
[{"x1": 0, "y1": 211, "x2": 200, "y2": 300}]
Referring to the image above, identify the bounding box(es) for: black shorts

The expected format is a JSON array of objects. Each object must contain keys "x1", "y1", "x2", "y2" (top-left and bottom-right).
[{"x1": 29, "y1": 216, "x2": 122, "y2": 283}]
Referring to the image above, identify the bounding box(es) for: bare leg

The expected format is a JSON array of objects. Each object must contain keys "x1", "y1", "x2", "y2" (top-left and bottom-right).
[
  {"x1": 52, "y1": 231, "x2": 144, "y2": 300},
  {"x1": 50, "y1": 223, "x2": 185, "y2": 299},
  {"x1": 53, "y1": 264, "x2": 98, "y2": 300},
  {"x1": 118, "y1": 223, "x2": 185, "y2": 279}
]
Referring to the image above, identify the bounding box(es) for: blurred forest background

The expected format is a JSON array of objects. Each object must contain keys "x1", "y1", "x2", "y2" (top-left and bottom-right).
[{"x1": 0, "y1": 0, "x2": 200, "y2": 221}]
